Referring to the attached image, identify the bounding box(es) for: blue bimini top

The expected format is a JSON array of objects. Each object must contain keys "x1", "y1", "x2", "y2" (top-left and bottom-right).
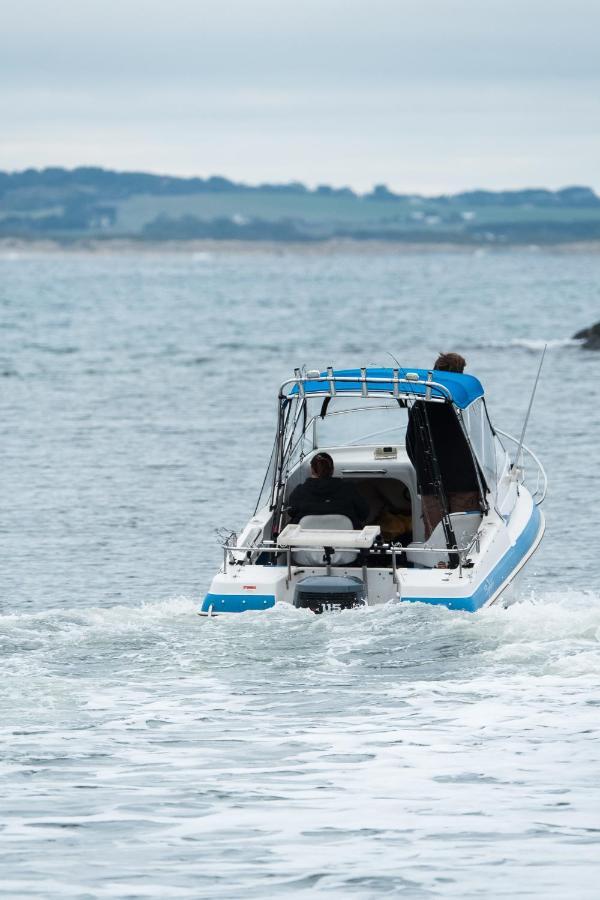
[{"x1": 287, "y1": 367, "x2": 484, "y2": 409}]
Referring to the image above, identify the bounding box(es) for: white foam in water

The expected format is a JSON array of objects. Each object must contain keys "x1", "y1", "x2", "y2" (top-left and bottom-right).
[
  {"x1": 476, "y1": 337, "x2": 582, "y2": 351},
  {"x1": 1, "y1": 590, "x2": 599, "y2": 897},
  {"x1": 2, "y1": 250, "x2": 600, "y2": 898}
]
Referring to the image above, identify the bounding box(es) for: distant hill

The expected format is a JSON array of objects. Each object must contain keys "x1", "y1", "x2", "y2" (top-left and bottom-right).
[{"x1": 2, "y1": 167, "x2": 600, "y2": 244}]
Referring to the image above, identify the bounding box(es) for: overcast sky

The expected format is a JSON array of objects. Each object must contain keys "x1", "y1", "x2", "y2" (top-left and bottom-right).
[{"x1": 1, "y1": 0, "x2": 599, "y2": 193}]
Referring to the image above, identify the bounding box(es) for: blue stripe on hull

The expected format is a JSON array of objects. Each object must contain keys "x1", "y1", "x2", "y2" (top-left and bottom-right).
[
  {"x1": 200, "y1": 593, "x2": 276, "y2": 614},
  {"x1": 403, "y1": 504, "x2": 542, "y2": 612}
]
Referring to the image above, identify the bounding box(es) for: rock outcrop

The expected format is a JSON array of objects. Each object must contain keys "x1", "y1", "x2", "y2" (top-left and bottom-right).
[{"x1": 573, "y1": 321, "x2": 600, "y2": 349}]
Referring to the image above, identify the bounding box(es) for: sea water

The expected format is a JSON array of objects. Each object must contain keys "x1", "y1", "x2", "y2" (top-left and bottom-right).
[{"x1": 1, "y1": 247, "x2": 599, "y2": 897}]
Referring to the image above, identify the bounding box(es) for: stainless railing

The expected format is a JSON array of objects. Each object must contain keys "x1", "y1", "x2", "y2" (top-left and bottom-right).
[
  {"x1": 280, "y1": 369, "x2": 454, "y2": 402},
  {"x1": 496, "y1": 429, "x2": 547, "y2": 505},
  {"x1": 221, "y1": 536, "x2": 477, "y2": 583}
]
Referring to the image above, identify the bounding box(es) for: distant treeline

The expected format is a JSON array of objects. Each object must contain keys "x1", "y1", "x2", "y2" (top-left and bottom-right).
[
  {"x1": 2, "y1": 167, "x2": 600, "y2": 244},
  {"x1": 2, "y1": 166, "x2": 600, "y2": 206}
]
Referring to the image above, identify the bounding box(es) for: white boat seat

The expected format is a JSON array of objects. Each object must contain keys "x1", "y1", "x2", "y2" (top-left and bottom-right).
[
  {"x1": 278, "y1": 516, "x2": 380, "y2": 566},
  {"x1": 405, "y1": 511, "x2": 482, "y2": 568}
]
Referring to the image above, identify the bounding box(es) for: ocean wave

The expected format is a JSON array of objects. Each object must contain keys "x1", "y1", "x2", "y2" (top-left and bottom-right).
[
  {"x1": 0, "y1": 595, "x2": 197, "y2": 656},
  {"x1": 472, "y1": 337, "x2": 582, "y2": 351}
]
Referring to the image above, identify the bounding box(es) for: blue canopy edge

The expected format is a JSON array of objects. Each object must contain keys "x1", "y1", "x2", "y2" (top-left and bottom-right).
[{"x1": 289, "y1": 367, "x2": 484, "y2": 409}]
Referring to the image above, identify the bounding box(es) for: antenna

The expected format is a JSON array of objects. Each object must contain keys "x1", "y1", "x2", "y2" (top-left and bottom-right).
[
  {"x1": 513, "y1": 344, "x2": 547, "y2": 473},
  {"x1": 385, "y1": 350, "x2": 402, "y2": 369}
]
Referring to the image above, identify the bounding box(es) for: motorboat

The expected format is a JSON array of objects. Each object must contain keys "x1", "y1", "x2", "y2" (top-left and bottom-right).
[{"x1": 200, "y1": 366, "x2": 546, "y2": 615}]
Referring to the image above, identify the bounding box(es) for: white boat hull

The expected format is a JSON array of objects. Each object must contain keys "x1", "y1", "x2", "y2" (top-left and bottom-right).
[{"x1": 200, "y1": 492, "x2": 544, "y2": 615}]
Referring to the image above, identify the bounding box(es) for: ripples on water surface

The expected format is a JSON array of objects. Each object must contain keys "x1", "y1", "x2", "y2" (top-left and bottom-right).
[{"x1": 1, "y1": 249, "x2": 599, "y2": 897}]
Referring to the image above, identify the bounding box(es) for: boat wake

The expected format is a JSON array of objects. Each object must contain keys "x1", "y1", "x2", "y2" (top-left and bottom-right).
[
  {"x1": 2, "y1": 590, "x2": 599, "y2": 899},
  {"x1": 1, "y1": 590, "x2": 599, "y2": 679},
  {"x1": 0, "y1": 595, "x2": 195, "y2": 655}
]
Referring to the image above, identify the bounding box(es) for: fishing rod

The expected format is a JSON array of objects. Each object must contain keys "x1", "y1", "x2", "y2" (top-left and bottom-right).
[
  {"x1": 512, "y1": 343, "x2": 547, "y2": 476},
  {"x1": 386, "y1": 352, "x2": 459, "y2": 567}
]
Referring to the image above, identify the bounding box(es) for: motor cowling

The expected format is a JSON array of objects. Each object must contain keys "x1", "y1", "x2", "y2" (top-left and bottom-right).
[{"x1": 293, "y1": 575, "x2": 366, "y2": 614}]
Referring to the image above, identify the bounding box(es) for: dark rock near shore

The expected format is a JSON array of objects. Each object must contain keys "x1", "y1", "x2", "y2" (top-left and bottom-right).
[{"x1": 573, "y1": 321, "x2": 600, "y2": 349}]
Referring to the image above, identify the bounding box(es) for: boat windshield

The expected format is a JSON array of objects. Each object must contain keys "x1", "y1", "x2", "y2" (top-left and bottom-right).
[{"x1": 313, "y1": 396, "x2": 409, "y2": 448}]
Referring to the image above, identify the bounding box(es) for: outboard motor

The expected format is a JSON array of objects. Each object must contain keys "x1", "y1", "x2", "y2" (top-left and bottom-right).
[{"x1": 293, "y1": 575, "x2": 366, "y2": 614}]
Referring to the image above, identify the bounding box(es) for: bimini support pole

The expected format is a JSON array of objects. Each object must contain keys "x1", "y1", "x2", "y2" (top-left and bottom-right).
[
  {"x1": 391, "y1": 546, "x2": 401, "y2": 599},
  {"x1": 416, "y1": 375, "x2": 460, "y2": 568}
]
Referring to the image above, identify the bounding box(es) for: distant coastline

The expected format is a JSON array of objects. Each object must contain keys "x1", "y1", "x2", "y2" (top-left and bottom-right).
[
  {"x1": 3, "y1": 237, "x2": 600, "y2": 255},
  {"x1": 2, "y1": 167, "x2": 600, "y2": 245}
]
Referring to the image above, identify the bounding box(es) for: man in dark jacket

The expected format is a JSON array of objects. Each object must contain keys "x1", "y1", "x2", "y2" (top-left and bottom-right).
[
  {"x1": 405, "y1": 353, "x2": 481, "y2": 538},
  {"x1": 288, "y1": 452, "x2": 369, "y2": 529}
]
